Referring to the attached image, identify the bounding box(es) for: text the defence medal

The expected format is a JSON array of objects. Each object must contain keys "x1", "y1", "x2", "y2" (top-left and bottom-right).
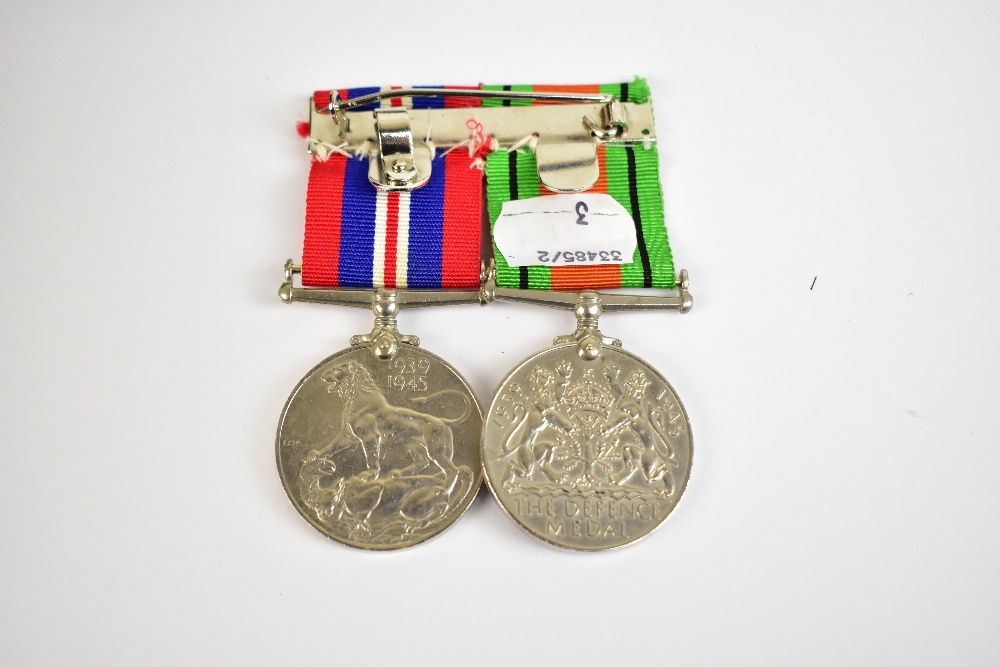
[
  {"x1": 479, "y1": 80, "x2": 694, "y2": 550},
  {"x1": 482, "y1": 289, "x2": 692, "y2": 550}
]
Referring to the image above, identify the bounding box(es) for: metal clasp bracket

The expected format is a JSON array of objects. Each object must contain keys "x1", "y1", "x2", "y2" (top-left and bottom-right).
[{"x1": 370, "y1": 108, "x2": 431, "y2": 190}]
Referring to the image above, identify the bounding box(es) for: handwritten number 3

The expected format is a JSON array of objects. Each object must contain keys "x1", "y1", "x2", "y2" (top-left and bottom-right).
[{"x1": 575, "y1": 201, "x2": 589, "y2": 225}]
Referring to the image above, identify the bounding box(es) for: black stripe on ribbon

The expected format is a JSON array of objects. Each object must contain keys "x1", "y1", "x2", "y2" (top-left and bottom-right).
[
  {"x1": 620, "y1": 82, "x2": 629, "y2": 102},
  {"x1": 508, "y1": 150, "x2": 528, "y2": 288},
  {"x1": 502, "y1": 84, "x2": 512, "y2": 107},
  {"x1": 626, "y1": 145, "x2": 652, "y2": 287}
]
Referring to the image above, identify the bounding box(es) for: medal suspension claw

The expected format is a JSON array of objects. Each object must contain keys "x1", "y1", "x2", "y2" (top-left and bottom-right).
[
  {"x1": 351, "y1": 290, "x2": 420, "y2": 360},
  {"x1": 553, "y1": 291, "x2": 623, "y2": 361}
]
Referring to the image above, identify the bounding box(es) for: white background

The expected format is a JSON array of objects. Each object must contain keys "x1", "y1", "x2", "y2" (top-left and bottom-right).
[{"x1": 1, "y1": 1, "x2": 998, "y2": 664}]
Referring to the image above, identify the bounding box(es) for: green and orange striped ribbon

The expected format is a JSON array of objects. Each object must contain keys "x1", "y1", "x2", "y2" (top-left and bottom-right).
[{"x1": 482, "y1": 78, "x2": 674, "y2": 290}]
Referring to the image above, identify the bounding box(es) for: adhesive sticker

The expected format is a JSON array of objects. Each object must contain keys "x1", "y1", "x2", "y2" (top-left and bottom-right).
[{"x1": 493, "y1": 193, "x2": 638, "y2": 267}]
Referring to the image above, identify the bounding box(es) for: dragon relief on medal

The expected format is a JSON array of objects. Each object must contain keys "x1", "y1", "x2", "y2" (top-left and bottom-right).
[
  {"x1": 297, "y1": 360, "x2": 475, "y2": 545},
  {"x1": 491, "y1": 360, "x2": 685, "y2": 501}
]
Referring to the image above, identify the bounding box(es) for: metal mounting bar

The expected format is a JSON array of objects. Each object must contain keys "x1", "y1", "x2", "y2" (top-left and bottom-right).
[
  {"x1": 311, "y1": 87, "x2": 639, "y2": 191},
  {"x1": 279, "y1": 260, "x2": 693, "y2": 314},
  {"x1": 309, "y1": 98, "x2": 650, "y2": 192},
  {"x1": 278, "y1": 260, "x2": 489, "y2": 307},
  {"x1": 491, "y1": 270, "x2": 692, "y2": 314},
  {"x1": 312, "y1": 100, "x2": 649, "y2": 150}
]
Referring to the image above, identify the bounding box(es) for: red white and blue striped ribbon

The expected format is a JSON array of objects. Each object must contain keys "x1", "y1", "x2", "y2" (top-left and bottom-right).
[{"x1": 301, "y1": 151, "x2": 482, "y2": 289}]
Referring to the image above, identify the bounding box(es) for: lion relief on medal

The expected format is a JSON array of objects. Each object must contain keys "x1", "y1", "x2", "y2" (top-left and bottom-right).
[
  {"x1": 297, "y1": 360, "x2": 475, "y2": 546},
  {"x1": 490, "y1": 360, "x2": 684, "y2": 502}
]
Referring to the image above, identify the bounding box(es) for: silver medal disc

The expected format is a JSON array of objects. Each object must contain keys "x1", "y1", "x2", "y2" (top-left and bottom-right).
[
  {"x1": 277, "y1": 346, "x2": 483, "y2": 550},
  {"x1": 482, "y1": 343, "x2": 692, "y2": 550}
]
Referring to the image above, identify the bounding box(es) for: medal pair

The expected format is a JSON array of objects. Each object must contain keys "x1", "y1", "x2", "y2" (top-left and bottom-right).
[{"x1": 276, "y1": 80, "x2": 693, "y2": 550}]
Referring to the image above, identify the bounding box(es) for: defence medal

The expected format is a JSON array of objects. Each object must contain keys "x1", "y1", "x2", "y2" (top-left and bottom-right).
[
  {"x1": 275, "y1": 86, "x2": 491, "y2": 550},
  {"x1": 477, "y1": 80, "x2": 695, "y2": 550},
  {"x1": 481, "y1": 285, "x2": 693, "y2": 551}
]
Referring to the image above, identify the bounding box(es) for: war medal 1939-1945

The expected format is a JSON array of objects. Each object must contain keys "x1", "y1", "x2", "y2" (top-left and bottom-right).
[
  {"x1": 276, "y1": 290, "x2": 484, "y2": 550},
  {"x1": 274, "y1": 83, "x2": 499, "y2": 549}
]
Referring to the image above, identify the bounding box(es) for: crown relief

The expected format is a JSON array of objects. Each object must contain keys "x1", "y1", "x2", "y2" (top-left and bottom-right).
[{"x1": 562, "y1": 369, "x2": 616, "y2": 418}]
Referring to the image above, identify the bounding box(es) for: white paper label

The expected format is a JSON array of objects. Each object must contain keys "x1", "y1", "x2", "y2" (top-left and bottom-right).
[{"x1": 493, "y1": 193, "x2": 638, "y2": 267}]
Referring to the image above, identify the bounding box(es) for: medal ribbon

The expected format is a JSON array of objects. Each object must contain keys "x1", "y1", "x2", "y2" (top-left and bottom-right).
[
  {"x1": 485, "y1": 143, "x2": 674, "y2": 290},
  {"x1": 302, "y1": 78, "x2": 673, "y2": 290},
  {"x1": 481, "y1": 78, "x2": 675, "y2": 290},
  {"x1": 302, "y1": 152, "x2": 482, "y2": 290}
]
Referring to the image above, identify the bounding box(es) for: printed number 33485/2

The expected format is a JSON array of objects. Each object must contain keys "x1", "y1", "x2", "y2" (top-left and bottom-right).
[{"x1": 536, "y1": 250, "x2": 623, "y2": 264}]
